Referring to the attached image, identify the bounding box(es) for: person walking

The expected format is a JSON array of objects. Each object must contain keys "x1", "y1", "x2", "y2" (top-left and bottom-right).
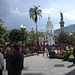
[
  {"x1": 7, "y1": 45, "x2": 24, "y2": 75},
  {"x1": 63, "y1": 50, "x2": 69, "y2": 61},
  {"x1": 0, "y1": 48, "x2": 4, "y2": 75}
]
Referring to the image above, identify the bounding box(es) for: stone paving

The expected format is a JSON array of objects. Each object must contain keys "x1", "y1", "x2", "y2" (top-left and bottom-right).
[{"x1": 3, "y1": 54, "x2": 75, "y2": 75}]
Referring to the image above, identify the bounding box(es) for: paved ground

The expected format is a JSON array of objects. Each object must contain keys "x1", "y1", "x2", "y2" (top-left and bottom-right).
[{"x1": 3, "y1": 54, "x2": 75, "y2": 75}]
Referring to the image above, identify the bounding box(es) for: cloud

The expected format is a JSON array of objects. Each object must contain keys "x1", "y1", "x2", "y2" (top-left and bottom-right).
[
  {"x1": 12, "y1": 0, "x2": 21, "y2": 2},
  {"x1": 0, "y1": 0, "x2": 22, "y2": 16},
  {"x1": 0, "y1": 0, "x2": 11, "y2": 16},
  {"x1": 11, "y1": 7, "x2": 28, "y2": 16},
  {"x1": 42, "y1": 8, "x2": 51, "y2": 14},
  {"x1": 54, "y1": 24, "x2": 60, "y2": 30},
  {"x1": 42, "y1": 8, "x2": 59, "y2": 18},
  {"x1": 42, "y1": 8, "x2": 58, "y2": 14},
  {"x1": 52, "y1": 3, "x2": 56, "y2": 7},
  {"x1": 64, "y1": 13, "x2": 75, "y2": 20}
]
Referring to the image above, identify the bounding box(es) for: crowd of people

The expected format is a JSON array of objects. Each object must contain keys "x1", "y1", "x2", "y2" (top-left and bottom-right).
[{"x1": 0, "y1": 45, "x2": 24, "y2": 75}]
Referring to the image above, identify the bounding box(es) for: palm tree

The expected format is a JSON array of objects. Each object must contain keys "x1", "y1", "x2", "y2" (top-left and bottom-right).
[{"x1": 29, "y1": 5, "x2": 42, "y2": 41}]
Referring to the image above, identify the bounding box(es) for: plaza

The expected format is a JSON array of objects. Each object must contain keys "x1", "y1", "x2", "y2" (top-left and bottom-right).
[{"x1": 3, "y1": 54, "x2": 75, "y2": 75}]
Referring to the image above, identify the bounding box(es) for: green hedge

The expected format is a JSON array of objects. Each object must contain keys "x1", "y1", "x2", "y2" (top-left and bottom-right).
[
  {"x1": 69, "y1": 55, "x2": 74, "y2": 58},
  {"x1": 57, "y1": 48, "x2": 74, "y2": 57}
]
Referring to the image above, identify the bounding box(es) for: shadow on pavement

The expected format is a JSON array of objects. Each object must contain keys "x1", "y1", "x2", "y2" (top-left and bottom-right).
[
  {"x1": 65, "y1": 69, "x2": 75, "y2": 75},
  {"x1": 22, "y1": 73, "x2": 43, "y2": 75},
  {"x1": 23, "y1": 66, "x2": 29, "y2": 70},
  {"x1": 67, "y1": 64, "x2": 74, "y2": 68}
]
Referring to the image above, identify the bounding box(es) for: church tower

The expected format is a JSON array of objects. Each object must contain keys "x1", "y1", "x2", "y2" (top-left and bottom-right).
[
  {"x1": 60, "y1": 12, "x2": 64, "y2": 32},
  {"x1": 46, "y1": 16, "x2": 54, "y2": 34},
  {"x1": 46, "y1": 16, "x2": 55, "y2": 45}
]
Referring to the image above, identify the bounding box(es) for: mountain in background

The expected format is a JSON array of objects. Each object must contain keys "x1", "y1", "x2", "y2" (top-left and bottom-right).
[{"x1": 54, "y1": 24, "x2": 75, "y2": 34}]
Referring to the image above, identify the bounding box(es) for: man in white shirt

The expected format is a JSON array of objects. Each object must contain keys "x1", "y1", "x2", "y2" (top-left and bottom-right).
[{"x1": 0, "y1": 48, "x2": 4, "y2": 75}]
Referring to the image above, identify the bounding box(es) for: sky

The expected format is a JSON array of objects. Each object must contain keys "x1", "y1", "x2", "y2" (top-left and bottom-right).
[{"x1": 0, "y1": 0, "x2": 75, "y2": 31}]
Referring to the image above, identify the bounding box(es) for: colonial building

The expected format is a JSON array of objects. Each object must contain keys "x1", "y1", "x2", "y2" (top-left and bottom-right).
[{"x1": 45, "y1": 16, "x2": 55, "y2": 45}]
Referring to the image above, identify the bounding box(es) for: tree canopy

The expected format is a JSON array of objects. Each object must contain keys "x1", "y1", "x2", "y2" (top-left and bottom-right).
[
  {"x1": 0, "y1": 19, "x2": 9, "y2": 47},
  {"x1": 57, "y1": 32, "x2": 75, "y2": 45},
  {"x1": 9, "y1": 28, "x2": 28, "y2": 45},
  {"x1": 29, "y1": 5, "x2": 42, "y2": 23}
]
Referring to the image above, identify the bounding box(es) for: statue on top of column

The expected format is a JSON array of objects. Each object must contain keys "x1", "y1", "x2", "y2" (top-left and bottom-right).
[{"x1": 60, "y1": 12, "x2": 63, "y2": 20}]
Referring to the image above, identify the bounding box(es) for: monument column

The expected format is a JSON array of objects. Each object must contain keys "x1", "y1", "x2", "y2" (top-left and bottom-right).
[{"x1": 60, "y1": 12, "x2": 64, "y2": 32}]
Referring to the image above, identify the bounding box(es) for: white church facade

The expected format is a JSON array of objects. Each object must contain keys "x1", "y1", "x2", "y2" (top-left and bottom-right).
[
  {"x1": 39, "y1": 16, "x2": 55, "y2": 45},
  {"x1": 45, "y1": 16, "x2": 55, "y2": 45}
]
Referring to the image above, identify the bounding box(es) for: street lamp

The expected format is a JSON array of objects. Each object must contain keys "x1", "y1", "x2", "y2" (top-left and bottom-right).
[{"x1": 20, "y1": 24, "x2": 27, "y2": 52}]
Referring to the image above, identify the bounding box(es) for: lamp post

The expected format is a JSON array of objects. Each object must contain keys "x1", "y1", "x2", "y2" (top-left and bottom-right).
[{"x1": 20, "y1": 24, "x2": 27, "y2": 52}]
